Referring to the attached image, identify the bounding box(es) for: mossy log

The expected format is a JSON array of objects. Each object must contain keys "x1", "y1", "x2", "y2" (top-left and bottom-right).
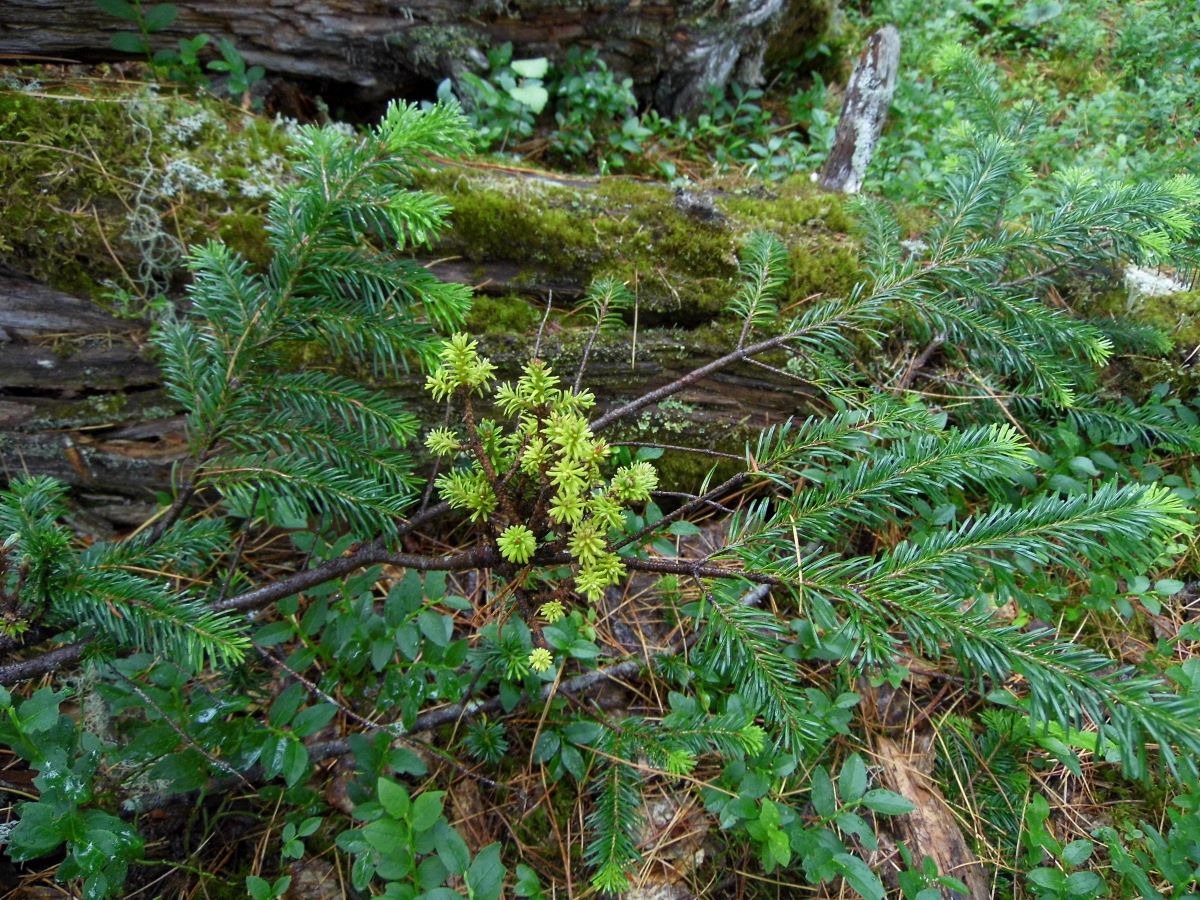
[
  {"x1": 1, "y1": 0, "x2": 836, "y2": 115},
  {"x1": 0, "y1": 164, "x2": 860, "y2": 518}
]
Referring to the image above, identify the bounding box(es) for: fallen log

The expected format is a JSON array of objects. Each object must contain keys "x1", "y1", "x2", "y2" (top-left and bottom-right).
[
  {"x1": 0, "y1": 0, "x2": 837, "y2": 115},
  {"x1": 0, "y1": 82, "x2": 858, "y2": 518}
]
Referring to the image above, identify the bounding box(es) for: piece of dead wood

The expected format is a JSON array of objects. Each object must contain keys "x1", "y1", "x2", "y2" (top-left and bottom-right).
[
  {"x1": 873, "y1": 734, "x2": 992, "y2": 899},
  {"x1": 818, "y1": 26, "x2": 902, "y2": 194}
]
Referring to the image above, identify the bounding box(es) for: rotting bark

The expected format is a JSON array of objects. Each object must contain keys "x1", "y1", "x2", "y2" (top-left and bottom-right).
[
  {"x1": 0, "y1": 0, "x2": 835, "y2": 116},
  {"x1": 0, "y1": 155, "x2": 856, "y2": 517},
  {"x1": 0, "y1": 257, "x2": 822, "y2": 518},
  {"x1": 873, "y1": 734, "x2": 992, "y2": 899},
  {"x1": 818, "y1": 25, "x2": 901, "y2": 194}
]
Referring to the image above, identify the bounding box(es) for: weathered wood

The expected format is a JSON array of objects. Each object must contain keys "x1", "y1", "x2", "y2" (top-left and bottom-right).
[
  {"x1": 0, "y1": 269, "x2": 817, "y2": 510},
  {"x1": 0, "y1": 271, "x2": 181, "y2": 506},
  {"x1": 0, "y1": 0, "x2": 834, "y2": 116},
  {"x1": 873, "y1": 734, "x2": 992, "y2": 899},
  {"x1": 1, "y1": 150, "x2": 855, "y2": 513},
  {"x1": 818, "y1": 25, "x2": 900, "y2": 194}
]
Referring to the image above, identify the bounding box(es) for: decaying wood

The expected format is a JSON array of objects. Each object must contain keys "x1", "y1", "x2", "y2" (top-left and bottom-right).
[
  {"x1": 0, "y1": 270, "x2": 817, "y2": 514},
  {"x1": 0, "y1": 0, "x2": 834, "y2": 116},
  {"x1": 873, "y1": 734, "x2": 992, "y2": 899},
  {"x1": 0, "y1": 271, "x2": 181, "y2": 516},
  {"x1": 818, "y1": 25, "x2": 901, "y2": 194}
]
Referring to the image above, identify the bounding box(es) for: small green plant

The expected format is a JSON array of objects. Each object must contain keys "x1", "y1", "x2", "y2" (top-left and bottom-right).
[
  {"x1": 95, "y1": 0, "x2": 263, "y2": 99},
  {"x1": 424, "y1": 326, "x2": 660, "y2": 664},
  {"x1": 547, "y1": 47, "x2": 646, "y2": 170},
  {"x1": 0, "y1": 687, "x2": 143, "y2": 900},
  {"x1": 205, "y1": 36, "x2": 265, "y2": 98},
  {"x1": 335, "y1": 777, "x2": 505, "y2": 896},
  {"x1": 441, "y1": 44, "x2": 550, "y2": 150}
]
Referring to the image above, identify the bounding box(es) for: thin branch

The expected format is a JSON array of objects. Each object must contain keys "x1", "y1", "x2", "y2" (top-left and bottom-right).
[
  {"x1": 533, "y1": 289, "x2": 553, "y2": 359},
  {"x1": 214, "y1": 543, "x2": 490, "y2": 613},
  {"x1": 613, "y1": 442, "x2": 744, "y2": 461},
  {"x1": 895, "y1": 333, "x2": 946, "y2": 391},
  {"x1": 623, "y1": 556, "x2": 777, "y2": 584},
  {"x1": 0, "y1": 642, "x2": 87, "y2": 685},
  {"x1": 574, "y1": 310, "x2": 606, "y2": 394},
  {"x1": 613, "y1": 471, "x2": 749, "y2": 552},
  {"x1": 144, "y1": 480, "x2": 197, "y2": 544},
  {"x1": 589, "y1": 329, "x2": 805, "y2": 432},
  {"x1": 650, "y1": 491, "x2": 735, "y2": 515}
]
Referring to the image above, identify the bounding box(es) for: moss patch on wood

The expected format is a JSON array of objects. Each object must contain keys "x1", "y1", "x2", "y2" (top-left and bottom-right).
[
  {"x1": 417, "y1": 164, "x2": 861, "y2": 327},
  {"x1": 0, "y1": 71, "x2": 291, "y2": 302}
]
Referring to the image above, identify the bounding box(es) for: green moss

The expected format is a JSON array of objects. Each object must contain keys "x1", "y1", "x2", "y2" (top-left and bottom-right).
[
  {"x1": 0, "y1": 73, "x2": 287, "y2": 302},
  {"x1": 466, "y1": 293, "x2": 543, "y2": 334},
  {"x1": 420, "y1": 164, "x2": 859, "y2": 327},
  {"x1": 1135, "y1": 290, "x2": 1200, "y2": 348},
  {"x1": 386, "y1": 25, "x2": 483, "y2": 71},
  {"x1": 654, "y1": 448, "x2": 742, "y2": 494},
  {"x1": 1084, "y1": 285, "x2": 1200, "y2": 350}
]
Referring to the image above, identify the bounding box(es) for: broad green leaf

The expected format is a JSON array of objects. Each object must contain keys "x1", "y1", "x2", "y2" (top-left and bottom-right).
[
  {"x1": 19, "y1": 688, "x2": 65, "y2": 733},
  {"x1": 364, "y1": 816, "x2": 408, "y2": 854},
  {"x1": 435, "y1": 821, "x2": 471, "y2": 874},
  {"x1": 281, "y1": 738, "x2": 309, "y2": 787},
  {"x1": 1065, "y1": 871, "x2": 1103, "y2": 894},
  {"x1": 861, "y1": 789, "x2": 915, "y2": 815},
  {"x1": 811, "y1": 765, "x2": 836, "y2": 817},
  {"x1": 508, "y1": 84, "x2": 549, "y2": 113},
  {"x1": 110, "y1": 32, "x2": 148, "y2": 54},
  {"x1": 509, "y1": 57, "x2": 548, "y2": 79},
  {"x1": 95, "y1": 0, "x2": 138, "y2": 20},
  {"x1": 142, "y1": 4, "x2": 179, "y2": 31},
  {"x1": 378, "y1": 777, "x2": 411, "y2": 819},
  {"x1": 1156, "y1": 578, "x2": 1185, "y2": 596},
  {"x1": 1062, "y1": 839, "x2": 1094, "y2": 867},
  {"x1": 410, "y1": 790, "x2": 446, "y2": 831},
  {"x1": 465, "y1": 843, "x2": 505, "y2": 900},
  {"x1": 268, "y1": 682, "x2": 305, "y2": 727},
  {"x1": 8, "y1": 803, "x2": 70, "y2": 859},
  {"x1": 839, "y1": 753, "x2": 868, "y2": 802},
  {"x1": 351, "y1": 853, "x2": 374, "y2": 891},
  {"x1": 832, "y1": 853, "x2": 885, "y2": 900},
  {"x1": 418, "y1": 610, "x2": 452, "y2": 647},
  {"x1": 1028, "y1": 867, "x2": 1067, "y2": 890}
]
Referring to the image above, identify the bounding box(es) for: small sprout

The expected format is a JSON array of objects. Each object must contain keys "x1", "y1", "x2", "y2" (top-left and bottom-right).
[
  {"x1": 575, "y1": 565, "x2": 609, "y2": 602},
  {"x1": 547, "y1": 457, "x2": 587, "y2": 493},
  {"x1": 425, "y1": 428, "x2": 461, "y2": 457},
  {"x1": 528, "y1": 647, "x2": 554, "y2": 673},
  {"x1": 664, "y1": 748, "x2": 697, "y2": 776},
  {"x1": 425, "y1": 368, "x2": 457, "y2": 401},
  {"x1": 568, "y1": 522, "x2": 606, "y2": 566},
  {"x1": 519, "y1": 359, "x2": 560, "y2": 404},
  {"x1": 497, "y1": 524, "x2": 537, "y2": 564},
  {"x1": 539, "y1": 599, "x2": 566, "y2": 623},
  {"x1": 588, "y1": 494, "x2": 624, "y2": 531},
  {"x1": 548, "y1": 488, "x2": 585, "y2": 526},
  {"x1": 740, "y1": 724, "x2": 768, "y2": 755},
  {"x1": 547, "y1": 412, "x2": 592, "y2": 460},
  {"x1": 611, "y1": 461, "x2": 658, "y2": 503},
  {"x1": 520, "y1": 435, "x2": 552, "y2": 474}
]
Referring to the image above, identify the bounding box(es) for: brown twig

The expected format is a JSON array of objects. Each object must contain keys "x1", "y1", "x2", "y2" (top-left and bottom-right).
[
  {"x1": 895, "y1": 333, "x2": 946, "y2": 391},
  {"x1": 588, "y1": 328, "x2": 808, "y2": 432}
]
